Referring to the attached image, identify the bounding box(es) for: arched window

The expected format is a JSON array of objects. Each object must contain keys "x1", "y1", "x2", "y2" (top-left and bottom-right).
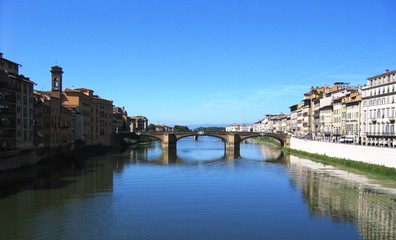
[{"x1": 54, "y1": 77, "x2": 59, "y2": 89}]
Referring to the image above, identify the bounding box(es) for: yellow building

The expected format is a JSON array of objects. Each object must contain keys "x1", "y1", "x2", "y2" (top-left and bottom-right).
[
  {"x1": 63, "y1": 87, "x2": 113, "y2": 146},
  {"x1": 35, "y1": 66, "x2": 113, "y2": 149},
  {"x1": 113, "y1": 107, "x2": 129, "y2": 133},
  {"x1": 34, "y1": 66, "x2": 74, "y2": 150}
]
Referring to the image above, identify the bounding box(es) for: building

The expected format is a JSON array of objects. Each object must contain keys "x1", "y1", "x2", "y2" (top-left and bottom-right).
[
  {"x1": 34, "y1": 66, "x2": 113, "y2": 148},
  {"x1": 34, "y1": 66, "x2": 74, "y2": 150},
  {"x1": 0, "y1": 53, "x2": 35, "y2": 151},
  {"x1": 129, "y1": 116, "x2": 148, "y2": 132},
  {"x1": 154, "y1": 124, "x2": 173, "y2": 132},
  {"x1": 344, "y1": 91, "x2": 361, "y2": 143},
  {"x1": 33, "y1": 91, "x2": 51, "y2": 148},
  {"x1": 226, "y1": 123, "x2": 252, "y2": 132},
  {"x1": 113, "y1": 107, "x2": 129, "y2": 133},
  {"x1": 252, "y1": 114, "x2": 288, "y2": 133},
  {"x1": 289, "y1": 103, "x2": 303, "y2": 136},
  {"x1": 292, "y1": 83, "x2": 362, "y2": 142},
  {"x1": 360, "y1": 69, "x2": 396, "y2": 147},
  {"x1": 63, "y1": 87, "x2": 113, "y2": 146}
]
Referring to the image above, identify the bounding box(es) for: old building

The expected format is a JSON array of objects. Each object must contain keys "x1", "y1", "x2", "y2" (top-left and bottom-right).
[
  {"x1": 63, "y1": 87, "x2": 113, "y2": 146},
  {"x1": 113, "y1": 107, "x2": 129, "y2": 133},
  {"x1": 129, "y1": 116, "x2": 148, "y2": 132},
  {"x1": 344, "y1": 91, "x2": 361, "y2": 143},
  {"x1": 0, "y1": 53, "x2": 35, "y2": 151},
  {"x1": 34, "y1": 66, "x2": 74, "y2": 150},
  {"x1": 34, "y1": 66, "x2": 113, "y2": 149},
  {"x1": 252, "y1": 114, "x2": 288, "y2": 133},
  {"x1": 360, "y1": 69, "x2": 396, "y2": 147},
  {"x1": 289, "y1": 103, "x2": 303, "y2": 136}
]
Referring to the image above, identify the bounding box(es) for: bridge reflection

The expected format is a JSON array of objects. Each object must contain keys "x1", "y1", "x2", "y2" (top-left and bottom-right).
[{"x1": 123, "y1": 139, "x2": 287, "y2": 165}]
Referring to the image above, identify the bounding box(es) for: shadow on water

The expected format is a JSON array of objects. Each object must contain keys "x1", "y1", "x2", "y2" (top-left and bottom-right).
[{"x1": 0, "y1": 157, "x2": 99, "y2": 199}]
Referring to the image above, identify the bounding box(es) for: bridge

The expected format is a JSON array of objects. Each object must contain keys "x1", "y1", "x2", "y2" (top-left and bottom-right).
[{"x1": 113, "y1": 131, "x2": 290, "y2": 160}]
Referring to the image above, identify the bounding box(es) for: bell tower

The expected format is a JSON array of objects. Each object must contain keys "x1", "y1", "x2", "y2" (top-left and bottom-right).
[{"x1": 51, "y1": 66, "x2": 63, "y2": 98}]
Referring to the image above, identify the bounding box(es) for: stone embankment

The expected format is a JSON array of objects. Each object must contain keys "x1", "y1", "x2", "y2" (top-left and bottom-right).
[
  {"x1": 290, "y1": 137, "x2": 396, "y2": 168},
  {"x1": 0, "y1": 150, "x2": 40, "y2": 171}
]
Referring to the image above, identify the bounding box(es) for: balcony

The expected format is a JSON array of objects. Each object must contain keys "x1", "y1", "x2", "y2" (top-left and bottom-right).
[{"x1": 365, "y1": 132, "x2": 396, "y2": 137}]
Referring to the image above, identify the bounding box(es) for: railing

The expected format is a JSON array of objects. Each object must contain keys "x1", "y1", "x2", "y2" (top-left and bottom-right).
[{"x1": 365, "y1": 132, "x2": 396, "y2": 137}]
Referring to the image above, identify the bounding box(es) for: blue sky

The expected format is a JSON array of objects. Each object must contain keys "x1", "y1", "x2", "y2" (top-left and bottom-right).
[{"x1": 1, "y1": 0, "x2": 396, "y2": 126}]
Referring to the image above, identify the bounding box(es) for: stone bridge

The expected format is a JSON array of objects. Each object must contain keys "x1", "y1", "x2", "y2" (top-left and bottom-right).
[{"x1": 113, "y1": 131, "x2": 290, "y2": 160}]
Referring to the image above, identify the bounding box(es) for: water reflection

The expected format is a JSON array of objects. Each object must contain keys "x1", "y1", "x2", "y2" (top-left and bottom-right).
[
  {"x1": 120, "y1": 140, "x2": 396, "y2": 238},
  {"x1": 0, "y1": 155, "x2": 114, "y2": 199},
  {"x1": 286, "y1": 155, "x2": 396, "y2": 240},
  {"x1": 1, "y1": 140, "x2": 395, "y2": 239},
  {"x1": 121, "y1": 138, "x2": 229, "y2": 165}
]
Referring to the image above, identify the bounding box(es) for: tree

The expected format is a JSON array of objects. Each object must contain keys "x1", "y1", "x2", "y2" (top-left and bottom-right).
[
  {"x1": 147, "y1": 123, "x2": 156, "y2": 131},
  {"x1": 174, "y1": 125, "x2": 190, "y2": 132}
]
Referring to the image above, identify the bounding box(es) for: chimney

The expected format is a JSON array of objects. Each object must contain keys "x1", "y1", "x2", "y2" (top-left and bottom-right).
[
  {"x1": 385, "y1": 69, "x2": 389, "y2": 73},
  {"x1": 0, "y1": 52, "x2": 3, "y2": 58}
]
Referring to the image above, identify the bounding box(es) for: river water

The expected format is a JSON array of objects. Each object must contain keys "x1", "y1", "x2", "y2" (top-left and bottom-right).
[{"x1": 1, "y1": 136, "x2": 395, "y2": 240}]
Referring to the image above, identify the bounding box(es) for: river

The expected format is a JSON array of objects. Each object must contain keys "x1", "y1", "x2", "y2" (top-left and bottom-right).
[{"x1": 0, "y1": 136, "x2": 395, "y2": 239}]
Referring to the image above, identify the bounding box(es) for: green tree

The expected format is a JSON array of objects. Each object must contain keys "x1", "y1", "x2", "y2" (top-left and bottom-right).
[
  {"x1": 147, "y1": 123, "x2": 156, "y2": 131},
  {"x1": 174, "y1": 125, "x2": 190, "y2": 132}
]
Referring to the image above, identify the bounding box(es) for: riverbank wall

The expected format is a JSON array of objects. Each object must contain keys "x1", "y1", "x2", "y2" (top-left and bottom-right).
[
  {"x1": 0, "y1": 150, "x2": 40, "y2": 171},
  {"x1": 290, "y1": 137, "x2": 396, "y2": 168},
  {"x1": 0, "y1": 145, "x2": 112, "y2": 172}
]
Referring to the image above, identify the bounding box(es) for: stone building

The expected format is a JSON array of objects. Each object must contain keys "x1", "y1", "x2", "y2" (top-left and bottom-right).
[
  {"x1": 129, "y1": 116, "x2": 148, "y2": 132},
  {"x1": 0, "y1": 53, "x2": 35, "y2": 151},
  {"x1": 360, "y1": 69, "x2": 396, "y2": 147},
  {"x1": 113, "y1": 107, "x2": 129, "y2": 133},
  {"x1": 34, "y1": 66, "x2": 74, "y2": 150},
  {"x1": 63, "y1": 87, "x2": 113, "y2": 146},
  {"x1": 35, "y1": 66, "x2": 113, "y2": 148},
  {"x1": 289, "y1": 103, "x2": 302, "y2": 136}
]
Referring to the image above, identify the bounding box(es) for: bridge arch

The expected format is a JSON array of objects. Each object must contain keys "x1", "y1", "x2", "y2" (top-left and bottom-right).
[
  {"x1": 238, "y1": 133, "x2": 286, "y2": 147},
  {"x1": 188, "y1": 133, "x2": 227, "y2": 143}
]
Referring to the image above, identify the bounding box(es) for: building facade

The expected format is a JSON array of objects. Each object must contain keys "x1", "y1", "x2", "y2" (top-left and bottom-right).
[
  {"x1": 360, "y1": 69, "x2": 396, "y2": 147},
  {"x1": 129, "y1": 116, "x2": 148, "y2": 132},
  {"x1": 0, "y1": 53, "x2": 35, "y2": 151},
  {"x1": 34, "y1": 66, "x2": 74, "y2": 150},
  {"x1": 63, "y1": 87, "x2": 113, "y2": 146},
  {"x1": 113, "y1": 107, "x2": 129, "y2": 133}
]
